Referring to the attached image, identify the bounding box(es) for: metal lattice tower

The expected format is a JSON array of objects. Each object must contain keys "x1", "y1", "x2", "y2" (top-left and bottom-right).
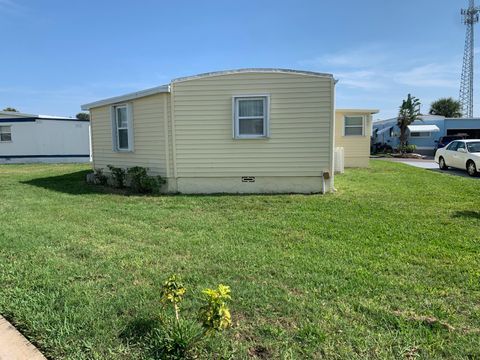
[{"x1": 460, "y1": 0, "x2": 480, "y2": 118}]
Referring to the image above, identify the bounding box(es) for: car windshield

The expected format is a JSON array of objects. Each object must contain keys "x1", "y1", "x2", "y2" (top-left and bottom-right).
[{"x1": 467, "y1": 141, "x2": 480, "y2": 153}]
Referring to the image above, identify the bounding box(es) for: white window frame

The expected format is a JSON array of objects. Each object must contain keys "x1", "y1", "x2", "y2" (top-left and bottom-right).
[
  {"x1": 410, "y1": 131, "x2": 431, "y2": 138},
  {"x1": 111, "y1": 103, "x2": 134, "y2": 152},
  {"x1": 0, "y1": 125, "x2": 12, "y2": 142},
  {"x1": 232, "y1": 95, "x2": 269, "y2": 139},
  {"x1": 343, "y1": 115, "x2": 365, "y2": 136}
]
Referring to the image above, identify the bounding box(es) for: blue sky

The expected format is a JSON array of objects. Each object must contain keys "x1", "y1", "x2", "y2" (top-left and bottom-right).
[{"x1": 0, "y1": 0, "x2": 474, "y2": 119}]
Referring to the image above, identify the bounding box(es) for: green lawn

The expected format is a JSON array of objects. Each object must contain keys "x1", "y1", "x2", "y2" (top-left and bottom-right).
[{"x1": 0, "y1": 161, "x2": 479, "y2": 359}]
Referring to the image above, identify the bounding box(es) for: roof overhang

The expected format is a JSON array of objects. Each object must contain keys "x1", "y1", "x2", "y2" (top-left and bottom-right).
[
  {"x1": 408, "y1": 124, "x2": 440, "y2": 133},
  {"x1": 336, "y1": 109, "x2": 379, "y2": 115},
  {"x1": 81, "y1": 84, "x2": 170, "y2": 110},
  {"x1": 171, "y1": 68, "x2": 334, "y2": 84}
]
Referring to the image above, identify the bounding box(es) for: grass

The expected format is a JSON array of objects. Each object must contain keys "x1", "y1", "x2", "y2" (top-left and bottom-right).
[{"x1": 0, "y1": 161, "x2": 479, "y2": 359}]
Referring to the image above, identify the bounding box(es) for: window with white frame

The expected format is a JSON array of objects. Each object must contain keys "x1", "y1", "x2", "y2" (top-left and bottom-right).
[
  {"x1": 344, "y1": 116, "x2": 364, "y2": 136},
  {"x1": 233, "y1": 96, "x2": 268, "y2": 138},
  {"x1": 410, "y1": 131, "x2": 430, "y2": 138},
  {"x1": 0, "y1": 126, "x2": 12, "y2": 142},
  {"x1": 112, "y1": 104, "x2": 133, "y2": 151}
]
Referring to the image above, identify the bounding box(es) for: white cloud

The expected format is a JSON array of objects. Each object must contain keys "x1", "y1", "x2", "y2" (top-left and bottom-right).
[
  {"x1": 393, "y1": 63, "x2": 459, "y2": 88},
  {"x1": 298, "y1": 44, "x2": 469, "y2": 118}
]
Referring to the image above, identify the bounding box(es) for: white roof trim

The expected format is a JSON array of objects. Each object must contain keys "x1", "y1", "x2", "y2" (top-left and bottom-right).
[
  {"x1": 81, "y1": 84, "x2": 170, "y2": 110},
  {"x1": 0, "y1": 111, "x2": 74, "y2": 120},
  {"x1": 172, "y1": 68, "x2": 334, "y2": 83},
  {"x1": 336, "y1": 109, "x2": 379, "y2": 114},
  {"x1": 408, "y1": 125, "x2": 440, "y2": 133}
]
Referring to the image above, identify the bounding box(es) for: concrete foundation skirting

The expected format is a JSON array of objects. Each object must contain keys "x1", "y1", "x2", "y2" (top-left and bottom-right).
[
  {"x1": 0, "y1": 316, "x2": 46, "y2": 360},
  {"x1": 175, "y1": 176, "x2": 329, "y2": 194}
]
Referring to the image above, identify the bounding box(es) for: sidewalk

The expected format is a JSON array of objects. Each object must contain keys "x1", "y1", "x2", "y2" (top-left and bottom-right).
[{"x1": 0, "y1": 316, "x2": 46, "y2": 360}]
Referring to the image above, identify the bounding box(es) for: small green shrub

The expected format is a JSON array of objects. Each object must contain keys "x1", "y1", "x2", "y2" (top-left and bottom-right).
[
  {"x1": 93, "y1": 168, "x2": 108, "y2": 185},
  {"x1": 127, "y1": 166, "x2": 166, "y2": 194},
  {"x1": 198, "y1": 285, "x2": 232, "y2": 333},
  {"x1": 398, "y1": 144, "x2": 417, "y2": 154},
  {"x1": 160, "y1": 275, "x2": 186, "y2": 321},
  {"x1": 147, "y1": 318, "x2": 203, "y2": 360},
  {"x1": 154, "y1": 275, "x2": 233, "y2": 358},
  {"x1": 107, "y1": 165, "x2": 126, "y2": 188}
]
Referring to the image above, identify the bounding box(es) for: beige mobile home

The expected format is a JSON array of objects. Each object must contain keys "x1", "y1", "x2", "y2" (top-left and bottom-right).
[
  {"x1": 82, "y1": 69, "x2": 336, "y2": 194},
  {"x1": 335, "y1": 109, "x2": 379, "y2": 168}
]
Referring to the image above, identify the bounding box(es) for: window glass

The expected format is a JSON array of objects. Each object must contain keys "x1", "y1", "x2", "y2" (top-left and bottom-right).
[
  {"x1": 446, "y1": 141, "x2": 459, "y2": 151},
  {"x1": 234, "y1": 97, "x2": 267, "y2": 138},
  {"x1": 116, "y1": 107, "x2": 128, "y2": 128},
  {"x1": 345, "y1": 127, "x2": 363, "y2": 136},
  {"x1": 457, "y1": 142, "x2": 466, "y2": 151},
  {"x1": 239, "y1": 118, "x2": 264, "y2": 135},
  {"x1": 238, "y1": 99, "x2": 264, "y2": 117},
  {"x1": 344, "y1": 116, "x2": 364, "y2": 136},
  {"x1": 467, "y1": 141, "x2": 480, "y2": 152},
  {"x1": 0, "y1": 126, "x2": 12, "y2": 142},
  {"x1": 114, "y1": 105, "x2": 130, "y2": 150},
  {"x1": 345, "y1": 117, "x2": 363, "y2": 126},
  {"x1": 411, "y1": 132, "x2": 430, "y2": 137}
]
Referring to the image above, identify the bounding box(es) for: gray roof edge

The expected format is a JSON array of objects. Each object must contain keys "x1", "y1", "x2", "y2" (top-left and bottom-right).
[
  {"x1": 171, "y1": 68, "x2": 334, "y2": 83},
  {"x1": 81, "y1": 84, "x2": 170, "y2": 110}
]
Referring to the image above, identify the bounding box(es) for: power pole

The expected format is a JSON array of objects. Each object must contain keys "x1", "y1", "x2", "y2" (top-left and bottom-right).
[{"x1": 460, "y1": 0, "x2": 480, "y2": 118}]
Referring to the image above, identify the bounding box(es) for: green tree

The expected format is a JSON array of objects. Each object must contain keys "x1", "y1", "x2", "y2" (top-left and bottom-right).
[
  {"x1": 3, "y1": 107, "x2": 18, "y2": 112},
  {"x1": 397, "y1": 94, "x2": 421, "y2": 153},
  {"x1": 76, "y1": 112, "x2": 90, "y2": 121},
  {"x1": 429, "y1": 98, "x2": 462, "y2": 118}
]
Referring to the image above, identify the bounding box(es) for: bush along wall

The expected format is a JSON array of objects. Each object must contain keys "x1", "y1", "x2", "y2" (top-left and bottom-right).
[{"x1": 86, "y1": 165, "x2": 167, "y2": 194}]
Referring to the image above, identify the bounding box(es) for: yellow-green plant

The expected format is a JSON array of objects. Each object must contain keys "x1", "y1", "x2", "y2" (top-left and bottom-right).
[
  {"x1": 198, "y1": 284, "x2": 232, "y2": 333},
  {"x1": 160, "y1": 275, "x2": 186, "y2": 321}
]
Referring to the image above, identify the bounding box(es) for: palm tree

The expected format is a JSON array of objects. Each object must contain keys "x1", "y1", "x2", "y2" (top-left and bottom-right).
[
  {"x1": 429, "y1": 98, "x2": 462, "y2": 118},
  {"x1": 397, "y1": 94, "x2": 421, "y2": 153}
]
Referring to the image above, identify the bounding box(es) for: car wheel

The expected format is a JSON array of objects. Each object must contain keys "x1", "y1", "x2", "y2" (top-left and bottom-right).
[
  {"x1": 467, "y1": 161, "x2": 478, "y2": 177},
  {"x1": 439, "y1": 157, "x2": 448, "y2": 170}
]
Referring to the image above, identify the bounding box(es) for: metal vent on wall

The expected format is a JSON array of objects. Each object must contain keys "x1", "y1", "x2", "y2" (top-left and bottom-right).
[{"x1": 241, "y1": 176, "x2": 256, "y2": 183}]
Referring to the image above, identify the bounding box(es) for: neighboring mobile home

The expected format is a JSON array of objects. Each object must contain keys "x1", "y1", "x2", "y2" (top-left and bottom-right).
[
  {"x1": 82, "y1": 69, "x2": 336, "y2": 194},
  {"x1": 373, "y1": 115, "x2": 480, "y2": 155},
  {"x1": 0, "y1": 111, "x2": 90, "y2": 164},
  {"x1": 335, "y1": 109, "x2": 379, "y2": 168}
]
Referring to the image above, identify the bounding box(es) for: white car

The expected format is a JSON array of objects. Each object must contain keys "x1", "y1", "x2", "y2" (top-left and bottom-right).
[{"x1": 434, "y1": 139, "x2": 480, "y2": 177}]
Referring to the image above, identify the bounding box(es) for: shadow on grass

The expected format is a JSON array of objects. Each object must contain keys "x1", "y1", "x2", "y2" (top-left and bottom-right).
[
  {"x1": 452, "y1": 210, "x2": 480, "y2": 220},
  {"x1": 21, "y1": 170, "x2": 108, "y2": 195},
  {"x1": 21, "y1": 170, "x2": 325, "y2": 198},
  {"x1": 119, "y1": 317, "x2": 159, "y2": 344}
]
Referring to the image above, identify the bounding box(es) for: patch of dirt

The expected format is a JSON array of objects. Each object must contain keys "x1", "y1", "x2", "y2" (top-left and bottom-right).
[
  {"x1": 248, "y1": 345, "x2": 271, "y2": 359},
  {"x1": 393, "y1": 310, "x2": 455, "y2": 331},
  {"x1": 404, "y1": 346, "x2": 420, "y2": 359}
]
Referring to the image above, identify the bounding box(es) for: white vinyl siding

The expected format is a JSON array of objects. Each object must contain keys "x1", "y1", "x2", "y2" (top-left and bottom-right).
[
  {"x1": 233, "y1": 96, "x2": 269, "y2": 138},
  {"x1": 344, "y1": 116, "x2": 364, "y2": 136},
  {"x1": 0, "y1": 126, "x2": 12, "y2": 142}
]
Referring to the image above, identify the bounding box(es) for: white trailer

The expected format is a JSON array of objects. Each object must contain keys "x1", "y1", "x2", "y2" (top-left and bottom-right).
[{"x1": 0, "y1": 111, "x2": 90, "y2": 164}]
